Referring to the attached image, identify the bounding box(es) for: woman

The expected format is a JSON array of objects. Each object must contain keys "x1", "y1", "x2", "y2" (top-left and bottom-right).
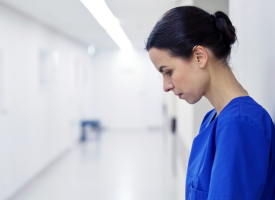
[{"x1": 146, "y1": 6, "x2": 275, "y2": 200}]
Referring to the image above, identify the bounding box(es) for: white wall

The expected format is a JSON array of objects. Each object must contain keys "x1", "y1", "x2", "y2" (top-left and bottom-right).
[
  {"x1": 193, "y1": 0, "x2": 228, "y2": 14},
  {"x1": 175, "y1": 98, "x2": 194, "y2": 151},
  {"x1": 229, "y1": 0, "x2": 275, "y2": 120},
  {"x1": 0, "y1": 4, "x2": 93, "y2": 200},
  {"x1": 90, "y1": 48, "x2": 163, "y2": 131}
]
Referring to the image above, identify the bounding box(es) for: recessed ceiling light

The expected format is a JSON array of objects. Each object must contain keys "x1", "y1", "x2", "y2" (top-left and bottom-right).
[{"x1": 87, "y1": 45, "x2": 96, "y2": 56}]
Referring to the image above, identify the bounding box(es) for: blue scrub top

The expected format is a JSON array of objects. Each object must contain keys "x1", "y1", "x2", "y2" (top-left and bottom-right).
[{"x1": 186, "y1": 96, "x2": 275, "y2": 200}]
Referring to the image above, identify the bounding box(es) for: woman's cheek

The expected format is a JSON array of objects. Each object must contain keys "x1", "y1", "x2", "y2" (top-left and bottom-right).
[{"x1": 173, "y1": 73, "x2": 185, "y2": 89}]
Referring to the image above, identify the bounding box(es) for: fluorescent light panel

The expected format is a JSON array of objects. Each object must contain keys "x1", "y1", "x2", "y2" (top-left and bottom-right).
[{"x1": 80, "y1": 0, "x2": 132, "y2": 50}]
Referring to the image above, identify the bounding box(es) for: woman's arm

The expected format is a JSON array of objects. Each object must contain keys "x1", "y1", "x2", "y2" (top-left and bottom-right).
[{"x1": 208, "y1": 118, "x2": 270, "y2": 200}]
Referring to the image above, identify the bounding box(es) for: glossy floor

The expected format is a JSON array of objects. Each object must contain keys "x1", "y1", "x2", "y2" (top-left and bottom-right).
[{"x1": 10, "y1": 131, "x2": 186, "y2": 200}]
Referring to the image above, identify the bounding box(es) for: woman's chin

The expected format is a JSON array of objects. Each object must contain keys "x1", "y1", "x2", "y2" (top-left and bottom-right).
[{"x1": 185, "y1": 96, "x2": 202, "y2": 105}]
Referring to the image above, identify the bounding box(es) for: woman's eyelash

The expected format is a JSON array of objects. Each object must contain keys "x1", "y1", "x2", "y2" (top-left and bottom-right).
[{"x1": 165, "y1": 71, "x2": 172, "y2": 75}]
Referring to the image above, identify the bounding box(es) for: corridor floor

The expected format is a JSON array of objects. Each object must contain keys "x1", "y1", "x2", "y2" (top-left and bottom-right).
[{"x1": 10, "y1": 131, "x2": 186, "y2": 200}]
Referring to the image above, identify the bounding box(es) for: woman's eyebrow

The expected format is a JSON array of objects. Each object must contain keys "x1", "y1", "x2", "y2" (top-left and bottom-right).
[{"x1": 159, "y1": 66, "x2": 168, "y2": 73}]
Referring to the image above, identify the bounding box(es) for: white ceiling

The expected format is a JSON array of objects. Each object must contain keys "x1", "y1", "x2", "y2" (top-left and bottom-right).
[{"x1": 0, "y1": 0, "x2": 183, "y2": 49}]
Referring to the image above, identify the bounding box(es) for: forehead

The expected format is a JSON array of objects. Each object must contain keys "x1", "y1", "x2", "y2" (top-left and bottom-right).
[{"x1": 148, "y1": 48, "x2": 172, "y2": 66}]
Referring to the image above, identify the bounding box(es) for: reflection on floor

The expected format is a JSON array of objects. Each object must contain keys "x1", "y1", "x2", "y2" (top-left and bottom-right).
[{"x1": 10, "y1": 131, "x2": 186, "y2": 200}]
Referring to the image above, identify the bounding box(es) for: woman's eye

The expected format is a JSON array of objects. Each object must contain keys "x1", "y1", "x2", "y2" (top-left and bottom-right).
[{"x1": 165, "y1": 71, "x2": 172, "y2": 76}]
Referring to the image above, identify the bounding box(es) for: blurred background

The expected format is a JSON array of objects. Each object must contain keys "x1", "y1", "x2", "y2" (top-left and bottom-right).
[{"x1": 0, "y1": 0, "x2": 274, "y2": 199}]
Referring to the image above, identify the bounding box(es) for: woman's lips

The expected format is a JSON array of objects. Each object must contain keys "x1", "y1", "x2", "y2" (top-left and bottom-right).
[{"x1": 178, "y1": 93, "x2": 183, "y2": 99}]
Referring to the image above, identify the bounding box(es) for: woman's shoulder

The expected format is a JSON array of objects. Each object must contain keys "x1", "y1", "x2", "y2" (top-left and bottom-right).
[
  {"x1": 219, "y1": 96, "x2": 271, "y2": 123},
  {"x1": 217, "y1": 96, "x2": 274, "y2": 143}
]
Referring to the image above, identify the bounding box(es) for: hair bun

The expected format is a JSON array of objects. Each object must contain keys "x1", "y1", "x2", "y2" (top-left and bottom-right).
[{"x1": 213, "y1": 11, "x2": 237, "y2": 45}]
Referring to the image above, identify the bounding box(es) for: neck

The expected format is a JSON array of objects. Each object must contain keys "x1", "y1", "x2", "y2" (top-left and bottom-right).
[{"x1": 204, "y1": 63, "x2": 249, "y2": 115}]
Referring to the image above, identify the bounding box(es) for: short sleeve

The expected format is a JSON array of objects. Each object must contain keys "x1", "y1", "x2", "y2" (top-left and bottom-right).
[{"x1": 208, "y1": 117, "x2": 270, "y2": 200}]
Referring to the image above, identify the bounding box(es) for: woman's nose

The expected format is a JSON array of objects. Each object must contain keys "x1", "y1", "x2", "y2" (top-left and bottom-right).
[{"x1": 163, "y1": 79, "x2": 174, "y2": 92}]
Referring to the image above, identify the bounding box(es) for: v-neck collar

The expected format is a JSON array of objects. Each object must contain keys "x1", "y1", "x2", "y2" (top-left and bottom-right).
[{"x1": 206, "y1": 109, "x2": 217, "y2": 127}]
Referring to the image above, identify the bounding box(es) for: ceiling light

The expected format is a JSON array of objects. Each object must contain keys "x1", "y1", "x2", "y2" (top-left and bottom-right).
[
  {"x1": 87, "y1": 45, "x2": 96, "y2": 56},
  {"x1": 80, "y1": 0, "x2": 132, "y2": 51}
]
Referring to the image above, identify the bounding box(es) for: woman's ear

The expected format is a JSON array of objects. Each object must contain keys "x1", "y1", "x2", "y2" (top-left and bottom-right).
[{"x1": 192, "y1": 45, "x2": 208, "y2": 69}]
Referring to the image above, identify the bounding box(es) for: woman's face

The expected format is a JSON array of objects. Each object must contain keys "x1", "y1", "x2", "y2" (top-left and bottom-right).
[{"x1": 148, "y1": 47, "x2": 209, "y2": 104}]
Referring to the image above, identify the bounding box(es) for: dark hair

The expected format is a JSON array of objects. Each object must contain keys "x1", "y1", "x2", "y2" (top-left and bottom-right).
[{"x1": 146, "y1": 6, "x2": 237, "y2": 64}]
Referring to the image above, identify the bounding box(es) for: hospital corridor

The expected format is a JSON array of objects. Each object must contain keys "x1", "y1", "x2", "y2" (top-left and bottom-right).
[{"x1": 0, "y1": 0, "x2": 275, "y2": 199}]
